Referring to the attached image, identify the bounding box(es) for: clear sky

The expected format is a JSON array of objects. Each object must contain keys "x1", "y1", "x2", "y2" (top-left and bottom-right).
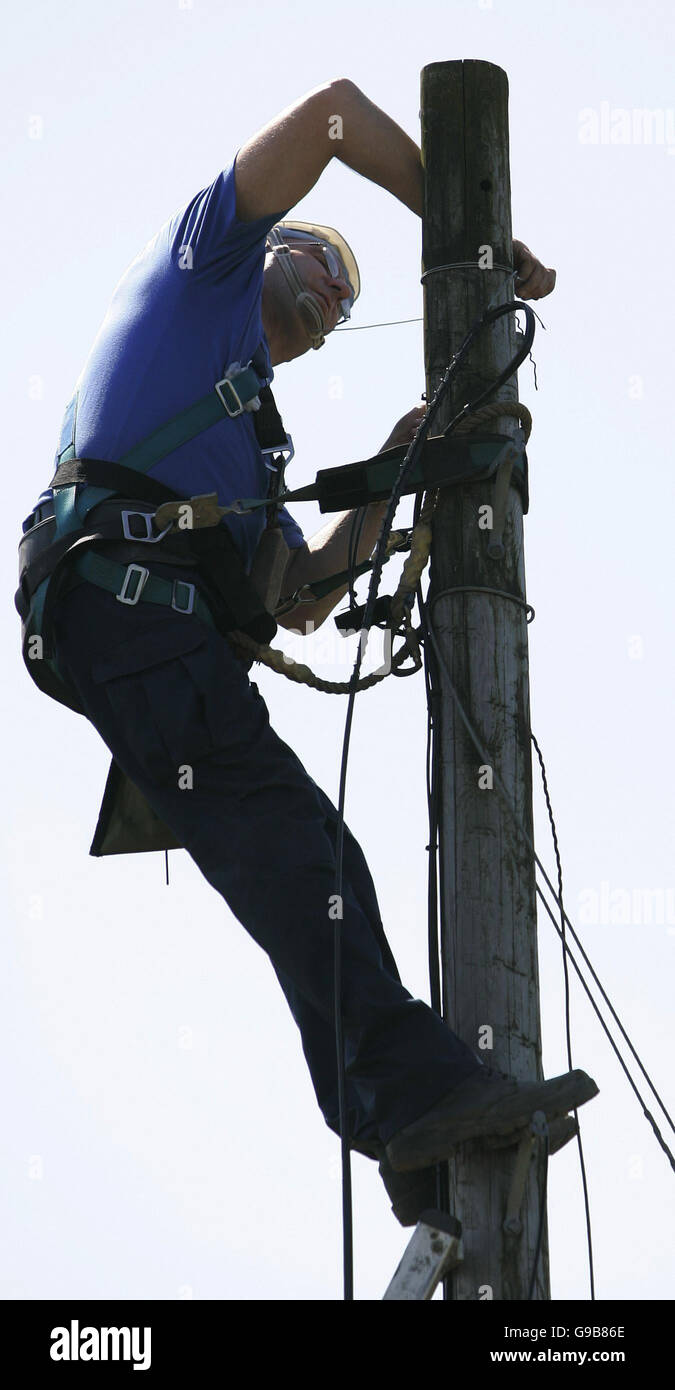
[{"x1": 2, "y1": 0, "x2": 673, "y2": 1301}]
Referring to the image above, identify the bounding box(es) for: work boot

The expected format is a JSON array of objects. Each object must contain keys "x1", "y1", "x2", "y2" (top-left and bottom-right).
[
  {"x1": 379, "y1": 1110, "x2": 580, "y2": 1225},
  {"x1": 385, "y1": 1067, "x2": 598, "y2": 1173},
  {"x1": 378, "y1": 1153, "x2": 440, "y2": 1227}
]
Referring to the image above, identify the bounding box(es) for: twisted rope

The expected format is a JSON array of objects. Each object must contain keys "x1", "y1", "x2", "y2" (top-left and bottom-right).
[{"x1": 229, "y1": 625, "x2": 421, "y2": 693}]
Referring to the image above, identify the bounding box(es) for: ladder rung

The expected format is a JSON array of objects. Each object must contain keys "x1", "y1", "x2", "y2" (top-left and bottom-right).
[{"x1": 383, "y1": 1209, "x2": 463, "y2": 1301}]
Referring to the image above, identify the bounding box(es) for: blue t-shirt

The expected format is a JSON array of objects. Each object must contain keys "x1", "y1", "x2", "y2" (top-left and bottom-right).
[{"x1": 55, "y1": 158, "x2": 305, "y2": 572}]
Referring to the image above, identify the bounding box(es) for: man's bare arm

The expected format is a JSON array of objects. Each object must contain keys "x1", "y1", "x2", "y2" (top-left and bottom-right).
[
  {"x1": 276, "y1": 501, "x2": 387, "y2": 635},
  {"x1": 276, "y1": 404, "x2": 426, "y2": 634},
  {"x1": 236, "y1": 79, "x2": 555, "y2": 300},
  {"x1": 234, "y1": 77, "x2": 423, "y2": 222}
]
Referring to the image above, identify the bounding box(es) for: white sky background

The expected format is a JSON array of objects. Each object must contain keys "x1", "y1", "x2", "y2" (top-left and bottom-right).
[{"x1": 2, "y1": 0, "x2": 673, "y2": 1302}]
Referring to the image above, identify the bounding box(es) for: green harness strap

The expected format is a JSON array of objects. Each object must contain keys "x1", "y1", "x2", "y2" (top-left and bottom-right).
[{"x1": 56, "y1": 366, "x2": 263, "y2": 477}]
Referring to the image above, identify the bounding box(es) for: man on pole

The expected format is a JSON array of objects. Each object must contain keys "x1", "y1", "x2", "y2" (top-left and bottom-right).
[{"x1": 17, "y1": 79, "x2": 596, "y2": 1223}]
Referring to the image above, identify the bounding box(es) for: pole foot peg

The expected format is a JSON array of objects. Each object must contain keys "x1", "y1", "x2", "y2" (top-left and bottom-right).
[{"x1": 486, "y1": 1110, "x2": 578, "y2": 1154}]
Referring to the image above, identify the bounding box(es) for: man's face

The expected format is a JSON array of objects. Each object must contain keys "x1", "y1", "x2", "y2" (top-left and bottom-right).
[
  {"x1": 289, "y1": 242, "x2": 353, "y2": 335},
  {"x1": 261, "y1": 238, "x2": 355, "y2": 362}
]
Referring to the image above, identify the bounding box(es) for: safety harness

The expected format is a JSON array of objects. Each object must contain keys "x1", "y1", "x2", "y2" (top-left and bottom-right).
[
  {"x1": 16, "y1": 284, "x2": 531, "y2": 862},
  {"x1": 15, "y1": 347, "x2": 294, "y2": 714}
]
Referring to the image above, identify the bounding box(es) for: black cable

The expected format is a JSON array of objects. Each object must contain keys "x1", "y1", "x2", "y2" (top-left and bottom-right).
[
  {"x1": 527, "y1": 1134, "x2": 550, "y2": 1301},
  {"x1": 535, "y1": 880, "x2": 675, "y2": 1172},
  {"x1": 419, "y1": 582, "x2": 454, "y2": 1297},
  {"x1": 333, "y1": 712, "x2": 354, "y2": 1300},
  {"x1": 346, "y1": 506, "x2": 367, "y2": 612},
  {"x1": 331, "y1": 512, "x2": 369, "y2": 1302},
  {"x1": 333, "y1": 300, "x2": 534, "y2": 1300},
  {"x1": 420, "y1": 587, "x2": 673, "y2": 1304},
  {"x1": 423, "y1": 615, "x2": 442, "y2": 1016},
  {"x1": 420, "y1": 604, "x2": 675, "y2": 1172},
  {"x1": 328, "y1": 291, "x2": 670, "y2": 1300},
  {"x1": 331, "y1": 504, "x2": 372, "y2": 1302},
  {"x1": 421, "y1": 581, "x2": 558, "y2": 1302},
  {"x1": 531, "y1": 733, "x2": 596, "y2": 1299}
]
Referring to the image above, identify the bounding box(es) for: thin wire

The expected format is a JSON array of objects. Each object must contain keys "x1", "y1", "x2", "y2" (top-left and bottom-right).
[
  {"x1": 418, "y1": 578, "x2": 453, "y2": 1298},
  {"x1": 334, "y1": 686, "x2": 357, "y2": 1301},
  {"x1": 332, "y1": 270, "x2": 551, "y2": 337},
  {"x1": 421, "y1": 261, "x2": 515, "y2": 281},
  {"x1": 531, "y1": 732, "x2": 595, "y2": 1300},
  {"x1": 332, "y1": 507, "x2": 373, "y2": 1303},
  {"x1": 329, "y1": 287, "x2": 670, "y2": 1310},
  {"x1": 535, "y1": 881, "x2": 675, "y2": 1172},
  {"x1": 527, "y1": 1136, "x2": 550, "y2": 1301},
  {"x1": 427, "y1": 588, "x2": 675, "y2": 1138},
  {"x1": 347, "y1": 507, "x2": 367, "y2": 610},
  {"x1": 421, "y1": 578, "x2": 556, "y2": 1301},
  {"x1": 330, "y1": 306, "x2": 520, "y2": 1301},
  {"x1": 422, "y1": 603, "x2": 675, "y2": 1168},
  {"x1": 334, "y1": 316, "x2": 423, "y2": 332}
]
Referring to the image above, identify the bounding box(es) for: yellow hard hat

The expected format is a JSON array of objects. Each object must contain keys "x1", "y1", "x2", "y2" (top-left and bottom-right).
[{"x1": 273, "y1": 220, "x2": 360, "y2": 311}]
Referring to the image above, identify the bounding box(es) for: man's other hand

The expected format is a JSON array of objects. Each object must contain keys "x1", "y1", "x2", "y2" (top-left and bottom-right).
[
  {"x1": 380, "y1": 403, "x2": 427, "y2": 452},
  {"x1": 513, "y1": 240, "x2": 556, "y2": 300}
]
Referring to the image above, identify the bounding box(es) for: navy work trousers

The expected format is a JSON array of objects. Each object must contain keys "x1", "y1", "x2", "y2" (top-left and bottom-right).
[{"x1": 52, "y1": 573, "x2": 482, "y2": 1155}]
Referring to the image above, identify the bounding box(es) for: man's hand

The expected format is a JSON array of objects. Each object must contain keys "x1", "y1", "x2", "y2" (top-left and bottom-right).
[
  {"x1": 513, "y1": 240, "x2": 556, "y2": 300},
  {"x1": 379, "y1": 403, "x2": 426, "y2": 453}
]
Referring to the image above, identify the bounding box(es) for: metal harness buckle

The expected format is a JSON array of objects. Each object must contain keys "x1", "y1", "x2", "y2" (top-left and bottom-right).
[
  {"x1": 260, "y1": 434, "x2": 295, "y2": 469},
  {"x1": 121, "y1": 510, "x2": 173, "y2": 543},
  {"x1": 215, "y1": 376, "x2": 246, "y2": 417},
  {"x1": 171, "y1": 579, "x2": 195, "y2": 615},
  {"x1": 116, "y1": 564, "x2": 149, "y2": 605}
]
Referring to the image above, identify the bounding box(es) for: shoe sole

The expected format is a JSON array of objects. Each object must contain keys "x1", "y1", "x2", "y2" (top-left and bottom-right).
[{"x1": 385, "y1": 1070, "x2": 598, "y2": 1172}]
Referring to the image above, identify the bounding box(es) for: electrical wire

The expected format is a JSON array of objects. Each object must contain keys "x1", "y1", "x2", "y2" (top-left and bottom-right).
[
  {"x1": 420, "y1": 590, "x2": 675, "y2": 1305},
  {"x1": 334, "y1": 316, "x2": 423, "y2": 332},
  {"x1": 531, "y1": 732, "x2": 595, "y2": 1299},
  {"x1": 419, "y1": 582, "x2": 454, "y2": 1297},
  {"x1": 328, "y1": 285, "x2": 672, "y2": 1305},
  {"x1": 331, "y1": 504, "x2": 373, "y2": 1301},
  {"x1": 331, "y1": 298, "x2": 535, "y2": 1300},
  {"x1": 527, "y1": 1135, "x2": 550, "y2": 1301},
  {"x1": 421, "y1": 608, "x2": 675, "y2": 1172},
  {"x1": 346, "y1": 506, "x2": 368, "y2": 612}
]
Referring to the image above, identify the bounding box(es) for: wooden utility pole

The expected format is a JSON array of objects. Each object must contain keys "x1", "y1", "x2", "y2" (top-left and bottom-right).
[{"x1": 421, "y1": 60, "x2": 549, "y2": 1301}]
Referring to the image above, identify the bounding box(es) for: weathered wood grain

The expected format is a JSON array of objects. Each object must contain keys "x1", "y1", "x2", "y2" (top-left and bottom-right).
[{"x1": 421, "y1": 59, "x2": 549, "y2": 1302}]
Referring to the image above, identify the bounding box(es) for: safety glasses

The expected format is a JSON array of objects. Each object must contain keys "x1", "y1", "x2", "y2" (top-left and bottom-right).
[{"x1": 300, "y1": 239, "x2": 355, "y2": 320}]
